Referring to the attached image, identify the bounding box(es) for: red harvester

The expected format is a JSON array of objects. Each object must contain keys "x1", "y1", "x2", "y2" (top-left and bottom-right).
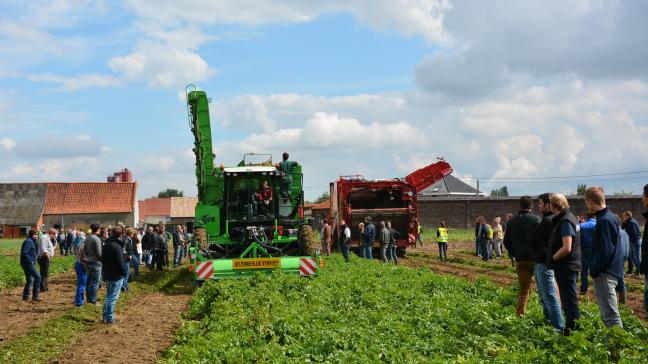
[{"x1": 329, "y1": 159, "x2": 453, "y2": 253}]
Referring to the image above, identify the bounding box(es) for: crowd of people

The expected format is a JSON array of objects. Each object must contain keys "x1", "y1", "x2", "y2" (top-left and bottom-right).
[
  {"x1": 19, "y1": 223, "x2": 191, "y2": 325},
  {"x1": 455, "y1": 186, "x2": 648, "y2": 336}
]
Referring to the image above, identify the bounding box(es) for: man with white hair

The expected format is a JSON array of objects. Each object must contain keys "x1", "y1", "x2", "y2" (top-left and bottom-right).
[{"x1": 37, "y1": 228, "x2": 56, "y2": 292}]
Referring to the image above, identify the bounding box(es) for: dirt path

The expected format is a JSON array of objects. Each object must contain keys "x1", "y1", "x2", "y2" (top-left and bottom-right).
[
  {"x1": 0, "y1": 272, "x2": 77, "y2": 343},
  {"x1": 52, "y1": 290, "x2": 191, "y2": 364}
]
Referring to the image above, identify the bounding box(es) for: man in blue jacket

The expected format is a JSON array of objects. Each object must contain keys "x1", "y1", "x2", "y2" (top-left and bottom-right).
[
  {"x1": 20, "y1": 229, "x2": 41, "y2": 302},
  {"x1": 586, "y1": 187, "x2": 625, "y2": 329},
  {"x1": 622, "y1": 211, "x2": 641, "y2": 275}
]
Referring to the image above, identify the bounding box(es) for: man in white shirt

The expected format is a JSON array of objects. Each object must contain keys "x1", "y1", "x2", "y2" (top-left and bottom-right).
[
  {"x1": 37, "y1": 228, "x2": 56, "y2": 292},
  {"x1": 339, "y1": 219, "x2": 352, "y2": 263}
]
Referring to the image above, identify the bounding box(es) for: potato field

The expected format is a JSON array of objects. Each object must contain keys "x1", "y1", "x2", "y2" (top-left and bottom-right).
[{"x1": 164, "y1": 255, "x2": 648, "y2": 363}]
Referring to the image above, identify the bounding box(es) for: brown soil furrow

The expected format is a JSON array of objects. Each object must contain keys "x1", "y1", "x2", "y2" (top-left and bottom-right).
[
  {"x1": 52, "y1": 291, "x2": 191, "y2": 364},
  {"x1": 0, "y1": 272, "x2": 77, "y2": 343}
]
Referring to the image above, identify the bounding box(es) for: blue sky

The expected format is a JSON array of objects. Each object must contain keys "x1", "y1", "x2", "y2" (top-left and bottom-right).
[{"x1": 2, "y1": 1, "x2": 648, "y2": 201}]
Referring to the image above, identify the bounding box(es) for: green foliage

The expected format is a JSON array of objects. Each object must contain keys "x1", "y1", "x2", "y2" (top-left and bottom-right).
[
  {"x1": 420, "y1": 228, "x2": 474, "y2": 243},
  {"x1": 490, "y1": 186, "x2": 510, "y2": 197},
  {"x1": 0, "y1": 255, "x2": 75, "y2": 292},
  {"x1": 313, "y1": 191, "x2": 330, "y2": 204},
  {"x1": 164, "y1": 256, "x2": 648, "y2": 363},
  {"x1": 0, "y1": 239, "x2": 23, "y2": 255},
  {"x1": 577, "y1": 184, "x2": 587, "y2": 196},
  {"x1": 159, "y1": 188, "x2": 184, "y2": 198}
]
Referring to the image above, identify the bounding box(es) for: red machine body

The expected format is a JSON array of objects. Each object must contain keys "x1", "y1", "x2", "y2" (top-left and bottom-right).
[{"x1": 329, "y1": 160, "x2": 452, "y2": 250}]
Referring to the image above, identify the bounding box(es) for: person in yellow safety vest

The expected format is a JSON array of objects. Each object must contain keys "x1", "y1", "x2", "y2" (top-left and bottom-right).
[
  {"x1": 436, "y1": 221, "x2": 449, "y2": 262},
  {"x1": 417, "y1": 224, "x2": 423, "y2": 247}
]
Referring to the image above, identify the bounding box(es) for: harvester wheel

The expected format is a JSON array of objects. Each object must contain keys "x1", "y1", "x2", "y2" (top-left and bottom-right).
[
  {"x1": 195, "y1": 227, "x2": 207, "y2": 251},
  {"x1": 299, "y1": 225, "x2": 319, "y2": 256}
]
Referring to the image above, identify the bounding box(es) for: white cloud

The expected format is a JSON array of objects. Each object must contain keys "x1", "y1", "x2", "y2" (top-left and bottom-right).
[
  {"x1": 3, "y1": 157, "x2": 100, "y2": 180},
  {"x1": 109, "y1": 41, "x2": 216, "y2": 88},
  {"x1": 1, "y1": 137, "x2": 17, "y2": 150},
  {"x1": 28, "y1": 73, "x2": 121, "y2": 91},
  {"x1": 124, "y1": 0, "x2": 452, "y2": 42},
  {"x1": 75, "y1": 134, "x2": 91, "y2": 141}
]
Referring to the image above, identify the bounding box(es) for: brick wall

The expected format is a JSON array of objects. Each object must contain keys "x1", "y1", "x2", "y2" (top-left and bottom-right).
[{"x1": 419, "y1": 195, "x2": 645, "y2": 229}]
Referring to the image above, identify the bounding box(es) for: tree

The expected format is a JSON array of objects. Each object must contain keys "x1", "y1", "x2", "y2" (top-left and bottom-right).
[
  {"x1": 314, "y1": 191, "x2": 330, "y2": 204},
  {"x1": 158, "y1": 188, "x2": 184, "y2": 198},
  {"x1": 576, "y1": 184, "x2": 587, "y2": 196},
  {"x1": 490, "y1": 186, "x2": 509, "y2": 197}
]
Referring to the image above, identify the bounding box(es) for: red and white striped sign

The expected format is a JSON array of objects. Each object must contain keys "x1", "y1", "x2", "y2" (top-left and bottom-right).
[
  {"x1": 299, "y1": 258, "x2": 317, "y2": 276},
  {"x1": 196, "y1": 261, "x2": 214, "y2": 280}
]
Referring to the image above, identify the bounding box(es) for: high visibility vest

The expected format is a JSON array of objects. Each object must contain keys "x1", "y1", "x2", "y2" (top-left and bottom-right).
[
  {"x1": 436, "y1": 227, "x2": 448, "y2": 243},
  {"x1": 418, "y1": 225, "x2": 422, "y2": 234}
]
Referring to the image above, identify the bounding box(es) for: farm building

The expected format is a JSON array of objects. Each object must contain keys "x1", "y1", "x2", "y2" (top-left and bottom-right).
[
  {"x1": 0, "y1": 181, "x2": 138, "y2": 237},
  {"x1": 304, "y1": 200, "x2": 330, "y2": 221},
  {"x1": 138, "y1": 197, "x2": 197, "y2": 226},
  {"x1": 419, "y1": 174, "x2": 483, "y2": 197}
]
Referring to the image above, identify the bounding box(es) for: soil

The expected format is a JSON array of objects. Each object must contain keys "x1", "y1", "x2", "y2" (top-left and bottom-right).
[
  {"x1": 0, "y1": 272, "x2": 77, "y2": 343},
  {"x1": 52, "y1": 291, "x2": 191, "y2": 364}
]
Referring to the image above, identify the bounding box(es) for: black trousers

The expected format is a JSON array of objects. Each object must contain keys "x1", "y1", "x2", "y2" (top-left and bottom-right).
[
  {"x1": 554, "y1": 268, "x2": 580, "y2": 333},
  {"x1": 154, "y1": 249, "x2": 166, "y2": 270},
  {"x1": 38, "y1": 256, "x2": 50, "y2": 291}
]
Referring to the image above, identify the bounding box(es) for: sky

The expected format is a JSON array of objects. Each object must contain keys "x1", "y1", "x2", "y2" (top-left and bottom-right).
[{"x1": 1, "y1": 0, "x2": 648, "y2": 201}]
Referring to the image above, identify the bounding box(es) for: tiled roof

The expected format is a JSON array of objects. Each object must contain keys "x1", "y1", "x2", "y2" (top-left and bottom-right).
[
  {"x1": 306, "y1": 200, "x2": 330, "y2": 210},
  {"x1": 44, "y1": 182, "x2": 137, "y2": 214},
  {"x1": 419, "y1": 175, "x2": 481, "y2": 196},
  {"x1": 0, "y1": 183, "x2": 47, "y2": 225}
]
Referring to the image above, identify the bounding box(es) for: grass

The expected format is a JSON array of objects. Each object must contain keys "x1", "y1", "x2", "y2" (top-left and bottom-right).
[
  {"x1": 164, "y1": 255, "x2": 648, "y2": 363},
  {"x1": 0, "y1": 268, "x2": 190, "y2": 362},
  {"x1": 0, "y1": 255, "x2": 75, "y2": 292},
  {"x1": 0, "y1": 239, "x2": 22, "y2": 255},
  {"x1": 420, "y1": 228, "x2": 474, "y2": 243}
]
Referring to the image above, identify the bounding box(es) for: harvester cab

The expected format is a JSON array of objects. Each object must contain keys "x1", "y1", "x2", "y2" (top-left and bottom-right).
[{"x1": 186, "y1": 85, "x2": 320, "y2": 283}]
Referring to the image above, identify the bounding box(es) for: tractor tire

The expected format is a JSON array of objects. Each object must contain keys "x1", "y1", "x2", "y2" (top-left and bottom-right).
[
  {"x1": 195, "y1": 227, "x2": 207, "y2": 251},
  {"x1": 299, "y1": 224, "x2": 319, "y2": 256}
]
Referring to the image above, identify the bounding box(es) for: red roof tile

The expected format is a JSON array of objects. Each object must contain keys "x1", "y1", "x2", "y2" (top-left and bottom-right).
[
  {"x1": 139, "y1": 198, "x2": 172, "y2": 219},
  {"x1": 44, "y1": 183, "x2": 137, "y2": 214}
]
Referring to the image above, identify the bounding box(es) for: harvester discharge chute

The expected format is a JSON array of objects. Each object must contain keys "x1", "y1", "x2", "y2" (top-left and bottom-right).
[{"x1": 185, "y1": 85, "x2": 321, "y2": 283}]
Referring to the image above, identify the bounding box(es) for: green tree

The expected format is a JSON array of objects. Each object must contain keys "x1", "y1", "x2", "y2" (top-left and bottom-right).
[
  {"x1": 576, "y1": 184, "x2": 587, "y2": 196},
  {"x1": 314, "y1": 191, "x2": 330, "y2": 204},
  {"x1": 158, "y1": 188, "x2": 184, "y2": 198},
  {"x1": 490, "y1": 186, "x2": 509, "y2": 197}
]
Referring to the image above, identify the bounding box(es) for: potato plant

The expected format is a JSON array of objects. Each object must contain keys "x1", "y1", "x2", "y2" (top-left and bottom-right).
[{"x1": 165, "y1": 256, "x2": 648, "y2": 363}]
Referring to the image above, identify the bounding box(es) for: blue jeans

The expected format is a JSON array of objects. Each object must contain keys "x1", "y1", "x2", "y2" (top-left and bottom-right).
[
  {"x1": 361, "y1": 241, "x2": 373, "y2": 259},
  {"x1": 146, "y1": 251, "x2": 154, "y2": 268},
  {"x1": 437, "y1": 242, "x2": 447, "y2": 261},
  {"x1": 534, "y1": 263, "x2": 565, "y2": 331},
  {"x1": 102, "y1": 278, "x2": 123, "y2": 323},
  {"x1": 580, "y1": 246, "x2": 592, "y2": 293},
  {"x1": 86, "y1": 261, "x2": 102, "y2": 304},
  {"x1": 341, "y1": 243, "x2": 350, "y2": 262},
  {"x1": 174, "y1": 247, "x2": 182, "y2": 266},
  {"x1": 131, "y1": 255, "x2": 140, "y2": 280},
  {"x1": 554, "y1": 268, "x2": 580, "y2": 333},
  {"x1": 387, "y1": 244, "x2": 398, "y2": 264},
  {"x1": 630, "y1": 241, "x2": 642, "y2": 274},
  {"x1": 475, "y1": 238, "x2": 482, "y2": 256},
  {"x1": 480, "y1": 239, "x2": 491, "y2": 261},
  {"x1": 593, "y1": 273, "x2": 623, "y2": 328},
  {"x1": 21, "y1": 262, "x2": 41, "y2": 300},
  {"x1": 644, "y1": 274, "x2": 648, "y2": 317},
  {"x1": 121, "y1": 262, "x2": 130, "y2": 292},
  {"x1": 74, "y1": 262, "x2": 87, "y2": 306}
]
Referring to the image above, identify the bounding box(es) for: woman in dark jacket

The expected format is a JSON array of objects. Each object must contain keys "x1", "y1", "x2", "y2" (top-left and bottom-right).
[{"x1": 547, "y1": 193, "x2": 581, "y2": 335}]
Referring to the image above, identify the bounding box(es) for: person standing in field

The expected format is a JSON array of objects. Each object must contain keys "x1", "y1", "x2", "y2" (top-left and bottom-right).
[
  {"x1": 387, "y1": 221, "x2": 399, "y2": 265},
  {"x1": 417, "y1": 223, "x2": 423, "y2": 247},
  {"x1": 74, "y1": 236, "x2": 87, "y2": 307},
  {"x1": 579, "y1": 212, "x2": 597, "y2": 295},
  {"x1": 492, "y1": 217, "x2": 504, "y2": 258},
  {"x1": 547, "y1": 193, "x2": 581, "y2": 334},
  {"x1": 120, "y1": 228, "x2": 135, "y2": 292},
  {"x1": 362, "y1": 217, "x2": 376, "y2": 260},
  {"x1": 101, "y1": 226, "x2": 128, "y2": 324},
  {"x1": 57, "y1": 229, "x2": 66, "y2": 256},
  {"x1": 37, "y1": 228, "x2": 56, "y2": 292},
  {"x1": 503, "y1": 196, "x2": 540, "y2": 316},
  {"x1": 339, "y1": 219, "x2": 351, "y2": 263},
  {"x1": 20, "y1": 229, "x2": 41, "y2": 302},
  {"x1": 529, "y1": 193, "x2": 564, "y2": 332},
  {"x1": 640, "y1": 184, "x2": 648, "y2": 317},
  {"x1": 142, "y1": 226, "x2": 155, "y2": 269},
  {"x1": 436, "y1": 221, "x2": 449, "y2": 262},
  {"x1": 84, "y1": 224, "x2": 102, "y2": 305},
  {"x1": 474, "y1": 217, "x2": 482, "y2": 257},
  {"x1": 154, "y1": 225, "x2": 168, "y2": 270},
  {"x1": 173, "y1": 225, "x2": 183, "y2": 268},
  {"x1": 585, "y1": 187, "x2": 625, "y2": 329},
  {"x1": 622, "y1": 211, "x2": 641, "y2": 276},
  {"x1": 478, "y1": 217, "x2": 493, "y2": 261},
  {"x1": 378, "y1": 221, "x2": 391, "y2": 263},
  {"x1": 322, "y1": 221, "x2": 332, "y2": 256}
]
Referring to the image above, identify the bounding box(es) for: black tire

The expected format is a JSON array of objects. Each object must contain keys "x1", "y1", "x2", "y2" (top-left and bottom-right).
[{"x1": 299, "y1": 224, "x2": 319, "y2": 256}]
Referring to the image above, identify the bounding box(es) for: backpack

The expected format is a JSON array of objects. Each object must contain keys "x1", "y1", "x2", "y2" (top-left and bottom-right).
[{"x1": 481, "y1": 224, "x2": 493, "y2": 240}]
